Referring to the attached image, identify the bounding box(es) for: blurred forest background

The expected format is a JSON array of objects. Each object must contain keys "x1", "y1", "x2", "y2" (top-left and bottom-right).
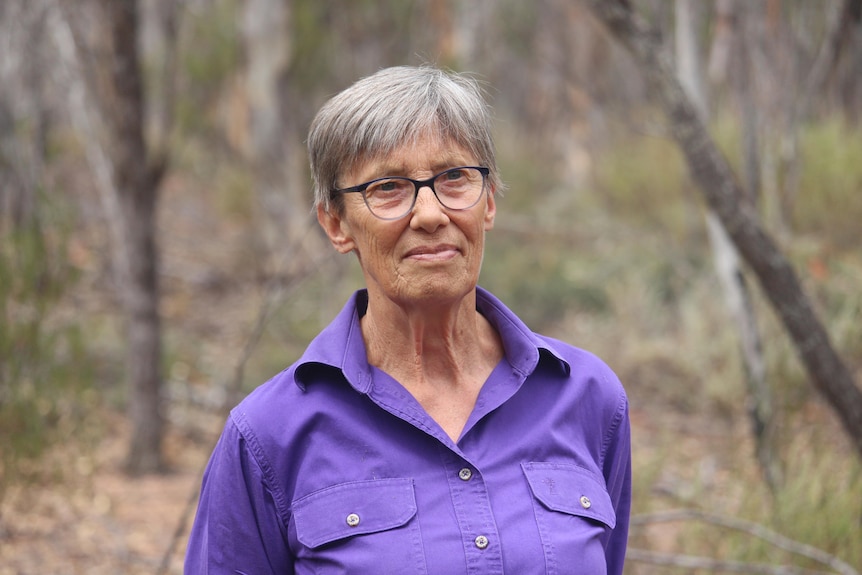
[{"x1": 1, "y1": 0, "x2": 861, "y2": 573}]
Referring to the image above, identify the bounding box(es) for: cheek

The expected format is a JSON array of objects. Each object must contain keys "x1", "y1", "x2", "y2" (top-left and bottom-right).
[
  {"x1": 469, "y1": 221, "x2": 489, "y2": 251},
  {"x1": 353, "y1": 229, "x2": 398, "y2": 267}
]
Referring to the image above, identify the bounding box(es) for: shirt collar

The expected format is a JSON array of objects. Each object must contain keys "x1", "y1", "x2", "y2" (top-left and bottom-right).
[{"x1": 293, "y1": 287, "x2": 570, "y2": 391}]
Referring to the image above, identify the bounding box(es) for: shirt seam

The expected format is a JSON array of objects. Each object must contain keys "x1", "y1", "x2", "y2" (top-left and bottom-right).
[
  {"x1": 230, "y1": 410, "x2": 293, "y2": 540},
  {"x1": 295, "y1": 288, "x2": 570, "y2": 387},
  {"x1": 599, "y1": 383, "x2": 627, "y2": 471}
]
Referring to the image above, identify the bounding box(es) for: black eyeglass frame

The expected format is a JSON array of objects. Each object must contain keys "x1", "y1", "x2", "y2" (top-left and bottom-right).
[{"x1": 332, "y1": 166, "x2": 491, "y2": 221}]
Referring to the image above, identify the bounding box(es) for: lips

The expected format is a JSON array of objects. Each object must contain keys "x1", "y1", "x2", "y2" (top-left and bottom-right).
[{"x1": 404, "y1": 244, "x2": 460, "y2": 260}]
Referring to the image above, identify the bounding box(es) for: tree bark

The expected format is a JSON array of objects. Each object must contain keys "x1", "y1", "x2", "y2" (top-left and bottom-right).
[
  {"x1": 675, "y1": 0, "x2": 780, "y2": 489},
  {"x1": 583, "y1": 0, "x2": 862, "y2": 458},
  {"x1": 242, "y1": 0, "x2": 311, "y2": 272},
  {"x1": 0, "y1": 0, "x2": 50, "y2": 231},
  {"x1": 98, "y1": 0, "x2": 166, "y2": 474}
]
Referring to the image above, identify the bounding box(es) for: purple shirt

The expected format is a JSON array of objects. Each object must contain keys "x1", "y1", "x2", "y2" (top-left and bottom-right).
[{"x1": 185, "y1": 287, "x2": 631, "y2": 574}]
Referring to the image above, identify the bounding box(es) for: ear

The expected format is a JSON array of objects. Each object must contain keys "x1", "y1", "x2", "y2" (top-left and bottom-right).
[
  {"x1": 317, "y1": 204, "x2": 356, "y2": 254},
  {"x1": 483, "y1": 185, "x2": 497, "y2": 231}
]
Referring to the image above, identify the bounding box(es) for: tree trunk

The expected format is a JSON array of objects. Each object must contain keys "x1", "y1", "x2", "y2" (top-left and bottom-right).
[
  {"x1": 583, "y1": 0, "x2": 862, "y2": 458},
  {"x1": 0, "y1": 0, "x2": 49, "y2": 231},
  {"x1": 99, "y1": 0, "x2": 166, "y2": 474},
  {"x1": 676, "y1": 0, "x2": 780, "y2": 489},
  {"x1": 242, "y1": 0, "x2": 310, "y2": 274}
]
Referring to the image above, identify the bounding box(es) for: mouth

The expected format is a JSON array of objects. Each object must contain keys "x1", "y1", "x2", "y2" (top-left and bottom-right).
[{"x1": 404, "y1": 244, "x2": 460, "y2": 262}]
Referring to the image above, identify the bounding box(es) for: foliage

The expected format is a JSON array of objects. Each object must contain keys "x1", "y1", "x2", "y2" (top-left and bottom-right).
[
  {"x1": 4, "y1": 0, "x2": 861, "y2": 569},
  {"x1": 591, "y1": 130, "x2": 696, "y2": 236},
  {"x1": 0, "y1": 194, "x2": 96, "y2": 501},
  {"x1": 795, "y1": 118, "x2": 862, "y2": 250},
  {"x1": 510, "y1": 120, "x2": 862, "y2": 570},
  {"x1": 174, "y1": 0, "x2": 241, "y2": 137},
  {"x1": 635, "y1": 429, "x2": 862, "y2": 571},
  {"x1": 770, "y1": 435, "x2": 862, "y2": 568}
]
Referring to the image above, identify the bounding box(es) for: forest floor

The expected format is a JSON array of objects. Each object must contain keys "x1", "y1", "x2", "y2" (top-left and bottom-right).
[
  {"x1": 2, "y1": 386, "x2": 848, "y2": 574},
  {"x1": 1, "y1": 172, "x2": 241, "y2": 575},
  {"x1": 0, "y1": 399, "x2": 653, "y2": 574},
  {"x1": 0, "y1": 415, "x2": 209, "y2": 575},
  {"x1": 1, "y1": 171, "x2": 858, "y2": 574}
]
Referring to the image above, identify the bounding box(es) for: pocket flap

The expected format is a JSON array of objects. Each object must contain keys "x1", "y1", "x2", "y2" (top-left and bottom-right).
[
  {"x1": 522, "y1": 462, "x2": 616, "y2": 529},
  {"x1": 292, "y1": 478, "x2": 417, "y2": 548}
]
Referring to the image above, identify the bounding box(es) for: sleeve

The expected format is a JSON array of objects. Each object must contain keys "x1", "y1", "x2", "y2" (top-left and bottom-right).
[
  {"x1": 601, "y1": 390, "x2": 632, "y2": 575},
  {"x1": 184, "y1": 417, "x2": 294, "y2": 574}
]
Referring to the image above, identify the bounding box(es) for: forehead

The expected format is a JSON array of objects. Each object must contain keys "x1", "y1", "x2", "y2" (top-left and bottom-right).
[{"x1": 347, "y1": 134, "x2": 476, "y2": 183}]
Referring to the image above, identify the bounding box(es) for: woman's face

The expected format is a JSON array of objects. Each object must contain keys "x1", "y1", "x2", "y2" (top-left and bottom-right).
[{"x1": 318, "y1": 135, "x2": 496, "y2": 310}]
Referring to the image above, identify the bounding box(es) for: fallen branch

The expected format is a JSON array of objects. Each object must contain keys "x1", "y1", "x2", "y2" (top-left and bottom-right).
[
  {"x1": 155, "y1": 222, "x2": 334, "y2": 574},
  {"x1": 627, "y1": 548, "x2": 835, "y2": 575},
  {"x1": 582, "y1": 0, "x2": 862, "y2": 459},
  {"x1": 631, "y1": 509, "x2": 859, "y2": 575}
]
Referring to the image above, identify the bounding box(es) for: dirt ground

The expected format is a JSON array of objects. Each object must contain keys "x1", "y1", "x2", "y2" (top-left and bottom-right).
[
  {"x1": 3, "y1": 170, "x2": 857, "y2": 575},
  {"x1": 0, "y1": 417, "x2": 210, "y2": 575},
  {"x1": 0, "y1": 399, "x2": 725, "y2": 575},
  {"x1": 0, "y1": 370, "x2": 854, "y2": 574}
]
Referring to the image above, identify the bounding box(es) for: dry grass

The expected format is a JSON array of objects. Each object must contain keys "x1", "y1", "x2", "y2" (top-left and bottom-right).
[{"x1": 2, "y1": 116, "x2": 861, "y2": 573}]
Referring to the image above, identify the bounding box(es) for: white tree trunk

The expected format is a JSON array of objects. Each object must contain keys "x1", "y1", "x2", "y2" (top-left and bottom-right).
[
  {"x1": 584, "y1": 0, "x2": 862, "y2": 459},
  {"x1": 242, "y1": 0, "x2": 309, "y2": 271},
  {"x1": 52, "y1": 0, "x2": 167, "y2": 474},
  {"x1": 675, "y1": 0, "x2": 780, "y2": 489}
]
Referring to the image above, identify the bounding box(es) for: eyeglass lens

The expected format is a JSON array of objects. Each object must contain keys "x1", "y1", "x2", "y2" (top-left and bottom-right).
[{"x1": 364, "y1": 167, "x2": 486, "y2": 219}]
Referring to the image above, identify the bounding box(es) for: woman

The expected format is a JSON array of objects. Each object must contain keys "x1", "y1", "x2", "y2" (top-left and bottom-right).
[{"x1": 185, "y1": 66, "x2": 631, "y2": 574}]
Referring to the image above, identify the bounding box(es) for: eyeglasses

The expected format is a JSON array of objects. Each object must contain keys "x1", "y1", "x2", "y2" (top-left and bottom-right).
[{"x1": 333, "y1": 166, "x2": 490, "y2": 221}]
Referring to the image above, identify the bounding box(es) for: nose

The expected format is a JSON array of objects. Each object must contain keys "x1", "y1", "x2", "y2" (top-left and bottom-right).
[{"x1": 409, "y1": 185, "x2": 449, "y2": 232}]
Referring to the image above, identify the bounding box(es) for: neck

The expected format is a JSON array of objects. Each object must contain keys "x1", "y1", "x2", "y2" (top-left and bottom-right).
[
  {"x1": 361, "y1": 290, "x2": 484, "y2": 378},
  {"x1": 361, "y1": 289, "x2": 503, "y2": 442}
]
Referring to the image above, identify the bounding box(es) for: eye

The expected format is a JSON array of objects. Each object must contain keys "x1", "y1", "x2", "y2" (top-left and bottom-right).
[
  {"x1": 378, "y1": 180, "x2": 400, "y2": 192},
  {"x1": 445, "y1": 168, "x2": 466, "y2": 181},
  {"x1": 366, "y1": 178, "x2": 412, "y2": 198}
]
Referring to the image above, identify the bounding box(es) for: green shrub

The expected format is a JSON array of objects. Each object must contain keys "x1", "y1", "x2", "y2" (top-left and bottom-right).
[
  {"x1": 0, "y1": 196, "x2": 95, "y2": 500},
  {"x1": 795, "y1": 119, "x2": 862, "y2": 249},
  {"x1": 175, "y1": 0, "x2": 240, "y2": 136},
  {"x1": 591, "y1": 133, "x2": 692, "y2": 236}
]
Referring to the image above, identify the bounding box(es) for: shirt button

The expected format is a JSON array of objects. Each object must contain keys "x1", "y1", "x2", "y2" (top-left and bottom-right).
[
  {"x1": 458, "y1": 467, "x2": 473, "y2": 481},
  {"x1": 580, "y1": 495, "x2": 592, "y2": 509},
  {"x1": 474, "y1": 535, "x2": 489, "y2": 549},
  {"x1": 346, "y1": 513, "x2": 360, "y2": 527}
]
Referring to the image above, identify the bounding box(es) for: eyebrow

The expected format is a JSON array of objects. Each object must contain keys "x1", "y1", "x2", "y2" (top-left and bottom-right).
[{"x1": 370, "y1": 156, "x2": 471, "y2": 178}]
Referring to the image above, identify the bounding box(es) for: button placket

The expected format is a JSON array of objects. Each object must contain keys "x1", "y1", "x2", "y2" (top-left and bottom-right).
[{"x1": 441, "y1": 449, "x2": 504, "y2": 572}]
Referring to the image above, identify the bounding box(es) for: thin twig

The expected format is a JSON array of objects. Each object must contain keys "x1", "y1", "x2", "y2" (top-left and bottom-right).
[
  {"x1": 627, "y1": 548, "x2": 836, "y2": 575},
  {"x1": 155, "y1": 222, "x2": 334, "y2": 575},
  {"x1": 47, "y1": 0, "x2": 130, "y2": 288},
  {"x1": 631, "y1": 509, "x2": 860, "y2": 575}
]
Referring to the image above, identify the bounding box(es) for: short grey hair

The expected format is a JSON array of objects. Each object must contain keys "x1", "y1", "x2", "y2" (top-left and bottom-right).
[{"x1": 308, "y1": 65, "x2": 504, "y2": 212}]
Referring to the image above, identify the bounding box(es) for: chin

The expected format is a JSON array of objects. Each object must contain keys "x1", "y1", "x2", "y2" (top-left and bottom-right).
[{"x1": 404, "y1": 276, "x2": 476, "y2": 306}]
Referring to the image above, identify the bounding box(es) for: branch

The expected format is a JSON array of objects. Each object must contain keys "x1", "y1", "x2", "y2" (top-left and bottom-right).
[
  {"x1": 797, "y1": 0, "x2": 858, "y2": 123},
  {"x1": 155, "y1": 221, "x2": 334, "y2": 575},
  {"x1": 581, "y1": 0, "x2": 862, "y2": 459},
  {"x1": 47, "y1": 1, "x2": 131, "y2": 289},
  {"x1": 146, "y1": 0, "x2": 182, "y2": 190},
  {"x1": 627, "y1": 548, "x2": 836, "y2": 575},
  {"x1": 631, "y1": 510, "x2": 860, "y2": 575}
]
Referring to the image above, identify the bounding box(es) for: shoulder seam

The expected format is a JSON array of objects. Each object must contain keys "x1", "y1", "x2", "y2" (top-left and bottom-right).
[
  {"x1": 229, "y1": 410, "x2": 293, "y2": 535},
  {"x1": 599, "y1": 382, "x2": 628, "y2": 471}
]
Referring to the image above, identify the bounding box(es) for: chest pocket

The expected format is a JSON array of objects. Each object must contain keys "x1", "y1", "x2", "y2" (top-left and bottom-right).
[
  {"x1": 522, "y1": 462, "x2": 615, "y2": 575},
  {"x1": 292, "y1": 478, "x2": 417, "y2": 547},
  {"x1": 290, "y1": 478, "x2": 427, "y2": 574}
]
